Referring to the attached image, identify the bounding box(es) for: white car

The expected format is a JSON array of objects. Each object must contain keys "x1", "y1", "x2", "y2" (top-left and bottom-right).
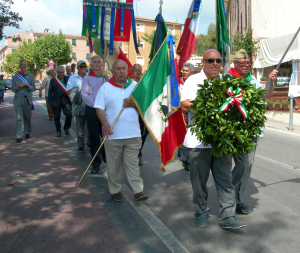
[{"x1": 35, "y1": 80, "x2": 42, "y2": 90}]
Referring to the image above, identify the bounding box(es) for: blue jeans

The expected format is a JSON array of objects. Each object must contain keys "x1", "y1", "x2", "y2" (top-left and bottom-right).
[{"x1": 0, "y1": 89, "x2": 4, "y2": 101}]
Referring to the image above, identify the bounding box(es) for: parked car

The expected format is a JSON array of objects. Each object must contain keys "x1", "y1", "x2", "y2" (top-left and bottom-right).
[
  {"x1": 35, "y1": 80, "x2": 42, "y2": 90},
  {"x1": 5, "y1": 79, "x2": 12, "y2": 90}
]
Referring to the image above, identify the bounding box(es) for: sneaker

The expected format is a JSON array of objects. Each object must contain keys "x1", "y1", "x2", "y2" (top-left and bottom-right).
[
  {"x1": 91, "y1": 166, "x2": 100, "y2": 174},
  {"x1": 134, "y1": 192, "x2": 148, "y2": 201},
  {"x1": 220, "y1": 218, "x2": 245, "y2": 230},
  {"x1": 16, "y1": 138, "x2": 22, "y2": 143},
  {"x1": 196, "y1": 214, "x2": 208, "y2": 228},
  {"x1": 78, "y1": 147, "x2": 84, "y2": 152},
  {"x1": 236, "y1": 203, "x2": 250, "y2": 215},
  {"x1": 111, "y1": 192, "x2": 123, "y2": 202},
  {"x1": 56, "y1": 131, "x2": 61, "y2": 138}
]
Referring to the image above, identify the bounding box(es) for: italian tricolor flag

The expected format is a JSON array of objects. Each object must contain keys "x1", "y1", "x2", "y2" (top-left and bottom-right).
[{"x1": 132, "y1": 40, "x2": 186, "y2": 171}]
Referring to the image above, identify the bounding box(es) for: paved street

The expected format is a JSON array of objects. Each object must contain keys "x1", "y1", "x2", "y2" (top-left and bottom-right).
[{"x1": 1, "y1": 90, "x2": 300, "y2": 253}]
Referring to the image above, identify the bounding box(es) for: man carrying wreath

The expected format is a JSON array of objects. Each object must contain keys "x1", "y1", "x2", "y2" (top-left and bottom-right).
[
  {"x1": 181, "y1": 49, "x2": 245, "y2": 230},
  {"x1": 228, "y1": 49, "x2": 278, "y2": 215}
]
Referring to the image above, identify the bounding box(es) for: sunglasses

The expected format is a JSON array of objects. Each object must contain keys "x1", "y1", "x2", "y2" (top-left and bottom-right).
[
  {"x1": 203, "y1": 58, "x2": 222, "y2": 64},
  {"x1": 235, "y1": 61, "x2": 251, "y2": 66},
  {"x1": 79, "y1": 65, "x2": 87, "y2": 69}
]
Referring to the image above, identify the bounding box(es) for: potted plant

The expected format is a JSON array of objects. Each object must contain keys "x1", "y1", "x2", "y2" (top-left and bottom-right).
[
  {"x1": 266, "y1": 100, "x2": 274, "y2": 110},
  {"x1": 282, "y1": 100, "x2": 290, "y2": 110},
  {"x1": 274, "y1": 101, "x2": 282, "y2": 110},
  {"x1": 260, "y1": 77, "x2": 268, "y2": 86}
]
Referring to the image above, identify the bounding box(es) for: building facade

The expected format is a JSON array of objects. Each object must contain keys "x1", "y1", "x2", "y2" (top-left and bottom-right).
[{"x1": 0, "y1": 17, "x2": 183, "y2": 79}]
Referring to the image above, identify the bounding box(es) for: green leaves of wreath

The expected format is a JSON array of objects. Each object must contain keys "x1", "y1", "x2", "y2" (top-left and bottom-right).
[{"x1": 188, "y1": 75, "x2": 267, "y2": 157}]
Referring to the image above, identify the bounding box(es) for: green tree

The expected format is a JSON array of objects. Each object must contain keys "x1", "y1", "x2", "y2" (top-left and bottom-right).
[
  {"x1": 33, "y1": 31, "x2": 72, "y2": 70},
  {"x1": 194, "y1": 23, "x2": 217, "y2": 56},
  {"x1": 230, "y1": 28, "x2": 259, "y2": 64},
  {"x1": 3, "y1": 31, "x2": 72, "y2": 76},
  {"x1": 0, "y1": 0, "x2": 23, "y2": 40},
  {"x1": 3, "y1": 40, "x2": 42, "y2": 76}
]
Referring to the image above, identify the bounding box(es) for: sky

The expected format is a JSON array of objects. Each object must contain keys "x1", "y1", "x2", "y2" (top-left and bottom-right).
[{"x1": 0, "y1": 0, "x2": 216, "y2": 46}]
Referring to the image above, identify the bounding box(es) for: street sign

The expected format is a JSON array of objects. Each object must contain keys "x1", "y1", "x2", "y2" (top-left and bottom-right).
[
  {"x1": 48, "y1": 59, "x2": 54, "y2": 65},
  {"x1": 49, "y1": 65, "x2": 54, "y2": 70}
]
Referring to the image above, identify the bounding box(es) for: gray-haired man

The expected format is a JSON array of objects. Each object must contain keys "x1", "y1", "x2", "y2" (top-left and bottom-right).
[{"x1": 48, "y1": 66, "x2": 72, "y2": 137}]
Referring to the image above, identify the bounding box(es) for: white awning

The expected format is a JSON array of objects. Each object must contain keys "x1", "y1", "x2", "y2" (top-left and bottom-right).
[{"x1": 254, "y1": 32, "x2": 300, "y2": 69}]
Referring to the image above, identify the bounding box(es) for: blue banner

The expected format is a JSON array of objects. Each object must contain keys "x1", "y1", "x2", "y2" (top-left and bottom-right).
[{"x1": 167, "y1": 34, "x2": 179, "y2": 107}]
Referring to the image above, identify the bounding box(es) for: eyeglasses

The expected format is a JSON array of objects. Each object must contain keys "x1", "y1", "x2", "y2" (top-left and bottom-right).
[
  {"x1": 203, "y1": 58, "x2": 222, "y2": 64},
  {"x1": 79, "y1": 66, "x2": 87, "y2": 69},
  {"x1": 235, "y1": 61, "x2": 251, "y2": 66}
]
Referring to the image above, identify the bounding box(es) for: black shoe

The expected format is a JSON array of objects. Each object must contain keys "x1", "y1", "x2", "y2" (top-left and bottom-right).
[
  {"x1": 16, "y1": 138, "x2": 22, "y2": 143},
  {"x1": 25, "y1": 134, "x2": 30, "y2": 139},
  {"x1": 236, "y1": 203, "x2": 250, "y2": 215},
  {"x1": 56, "y1": 131, "x2": 61, "y2": 137},
  {"x1": 138, "y1": 156, "x2": 142, "y2": 166},
  {"x1": 183, "y1": 162, "x2": 190, "y2": 171},
  {"x1": 65, "y1": 129, "x2": 70, "y2": 135},
  {"x1": 91, "y1": 166, "x2": 100, "y2": 174}
]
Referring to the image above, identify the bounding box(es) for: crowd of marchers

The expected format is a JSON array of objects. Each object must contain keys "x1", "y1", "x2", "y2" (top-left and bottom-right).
[{"x1": 10, "y1": 48, "x2": 278, "y2": 230}]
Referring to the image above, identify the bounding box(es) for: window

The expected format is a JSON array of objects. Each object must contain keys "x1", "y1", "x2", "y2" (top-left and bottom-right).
[
  {"x1": 1, "y1": 66, "x2": 3, "y2": 72},
  {"x1": 136, "y1": 56, "x2": 144, "y2": 66},
  {"x1": 72, "y1": 39, "x2": 76, "y2": 46},
  {"x1": 37, "y1": 36, "x2": 41, "y2": 39},
  {"x1": 12, "y1": 49, "x2": 16, "y2": 53},
  {"x1": 28, "y1": 39, "x2": 32, "y2": 43},
  {"x1": 136, "y1": 23, "x2": 145, "y2": 32},
  {"x1": 245, "y1": 0, "x2": 247, "y2": 29},
  {"x1": 86, "y1": 40, "x2": 89, "y2": 46},
  {"x1": 86, "y1": 53, "x2": 90, "y2": 59},
  {"x1": 72, "y1": 52, "x2": 76, "y2": 59},
  {"x1": 12, "y1": 38, "x2": 16, "y2": 42},
  {"x1": 138, "y1": 40, "x2": 144, "y2": 49}
]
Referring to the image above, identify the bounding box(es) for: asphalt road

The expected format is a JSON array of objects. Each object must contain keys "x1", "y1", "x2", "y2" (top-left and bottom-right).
[{"x1": 1, "y1": 90, "x2": 299, "y2": 253}]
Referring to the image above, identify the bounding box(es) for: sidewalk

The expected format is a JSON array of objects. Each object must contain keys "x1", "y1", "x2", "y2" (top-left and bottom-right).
[{"x1": 0, "y1": 92, "x2": 130, "y2": 253}]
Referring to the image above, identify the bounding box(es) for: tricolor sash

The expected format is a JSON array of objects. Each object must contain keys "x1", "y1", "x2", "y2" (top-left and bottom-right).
[
  {"x1": 108, "y1": 77, "x2": 132, "y2": 88},
  {"x1": 54, "y1": 77, "x2": 70, "y2": 98},
  {"x1": 15, "y1": 73, "x2": 30, "y2": 86}
]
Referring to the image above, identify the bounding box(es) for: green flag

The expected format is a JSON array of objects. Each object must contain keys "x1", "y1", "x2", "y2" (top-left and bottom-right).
[{"x1": 217, "y1": 0, "x2": 230, "y2": 73}]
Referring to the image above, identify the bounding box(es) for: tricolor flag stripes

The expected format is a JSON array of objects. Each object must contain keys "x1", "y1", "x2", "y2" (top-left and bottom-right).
[
  {"x1": 132, "y1": 39, "x2": 186, "y2": 170},
  {"x1": 177, "y1": 0, "x2": 202, "y2": 70}
]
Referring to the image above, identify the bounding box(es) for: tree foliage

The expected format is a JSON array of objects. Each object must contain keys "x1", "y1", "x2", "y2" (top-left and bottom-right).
[
  {"x1": 194, "y1": 23, "x2": 217, "y2": 56},
  {"x1": 230, "y1": 28, "x2": 259, "y2": 64},
  {"x1": 3, "y1": 31, "x2": 72, "y2": 76},
  {"x1": 0, "y1": 0, "x2": 23, "y2": 40}
]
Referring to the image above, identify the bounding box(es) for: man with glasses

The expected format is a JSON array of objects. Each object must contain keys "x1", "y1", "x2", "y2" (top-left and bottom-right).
[
  {"x1": 227, "y1": 49, "x2": 278, "y2": 215},
  {"x1": 67, "y1": 60, "x2": 89, "y2": 152},
  {"x1": 181, "y1": 49, "x2": 245, "y2": 230}
]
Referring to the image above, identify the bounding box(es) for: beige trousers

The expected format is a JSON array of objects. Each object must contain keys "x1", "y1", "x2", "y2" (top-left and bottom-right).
[{"x1": 104, "y1": 137, "x2": 143, "y2": 195}]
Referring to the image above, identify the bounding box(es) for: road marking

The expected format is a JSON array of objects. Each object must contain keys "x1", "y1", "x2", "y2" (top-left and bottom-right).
[
  {"x1": 38, "y1": 103, "x2": 190, "y2": 253},
  {"x1": 265, "y1": 127, "x2": 300, "y2": 137},
  {"x1": 12, "y1": 173, "x2": 45, "y2": 189},
  {"x1": 255, "y1": 154, "x2": 299, "y2": 172}
]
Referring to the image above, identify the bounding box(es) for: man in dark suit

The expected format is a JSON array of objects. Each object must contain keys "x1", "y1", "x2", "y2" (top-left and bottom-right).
[{"x1": 48, "y1": 65, "x2": 72, "y2": 137}]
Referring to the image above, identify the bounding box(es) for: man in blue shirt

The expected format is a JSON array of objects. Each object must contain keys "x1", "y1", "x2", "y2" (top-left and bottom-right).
[{"x1": 227, "y1": 49, "x2": 278, "y2": 215}]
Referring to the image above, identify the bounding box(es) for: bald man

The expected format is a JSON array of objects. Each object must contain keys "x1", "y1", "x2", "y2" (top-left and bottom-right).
[{"x1": 181, "y1": 49, "x2": 244, "y2": 230}]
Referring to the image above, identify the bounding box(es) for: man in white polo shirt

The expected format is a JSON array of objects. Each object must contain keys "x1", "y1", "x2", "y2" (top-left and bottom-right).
[{"x1": 94, "y1": 59, "x2": 148, "y2": 202}]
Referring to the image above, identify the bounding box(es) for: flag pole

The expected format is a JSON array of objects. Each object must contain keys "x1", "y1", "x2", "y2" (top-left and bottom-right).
[{"x1": 78, "y1": 35, "x2": 169, "y2": 186}]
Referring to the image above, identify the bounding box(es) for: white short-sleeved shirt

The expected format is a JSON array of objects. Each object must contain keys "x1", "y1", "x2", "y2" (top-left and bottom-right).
[
  {"x1": 67, "y1": 73, "x2": 85, "y2": 91},
  {"x1": 93, "y1": 79, "x2": 141, "y2": 140},
  {"x1": 181, "y1": 70, "x2": 221, "y2": 149}
]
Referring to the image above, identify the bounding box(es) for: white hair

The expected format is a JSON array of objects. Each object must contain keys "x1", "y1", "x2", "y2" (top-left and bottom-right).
[
  {"x1": 57, "y1": 65, "x2": 65, "y2": 71},
  {"x1": 89, "y1": 55, "x2": 102, "y2": 65},
  {"x1": 112, "y1": 59, "x2": 128, "y2": 71}
]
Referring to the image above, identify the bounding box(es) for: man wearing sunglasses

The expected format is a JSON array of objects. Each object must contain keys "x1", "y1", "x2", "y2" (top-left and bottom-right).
[
  {"x1": 181, "y1": 49, "x2": 245, "y2": 230},
  {"x1": 67, "y1": 60, "x2": 89, "y2": 152},
  {"x1": 227, "y1": 49, "x2": 278, "y2": 215}
]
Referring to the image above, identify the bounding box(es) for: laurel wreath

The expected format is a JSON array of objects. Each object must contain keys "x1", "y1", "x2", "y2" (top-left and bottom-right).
[{"x1": 188, "y1": 74, "x2": 267, "y2": 157}]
